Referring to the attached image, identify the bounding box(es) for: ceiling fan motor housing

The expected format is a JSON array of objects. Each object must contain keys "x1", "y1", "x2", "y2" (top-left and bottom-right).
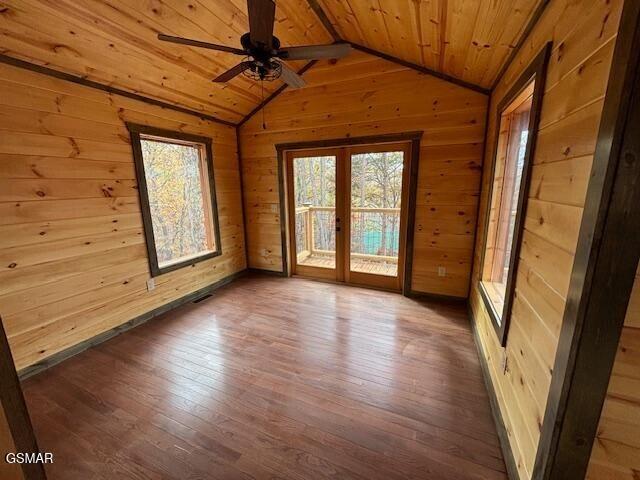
[
  {"x1": 240, "y1": 32, "x2": 283, "y2": 81},
  {"x1": 156, "y1": 0, "x2": 351, "y2": 88},
  {"x1": 240, "y1": 32, "x2": 280, "y2": 57}
]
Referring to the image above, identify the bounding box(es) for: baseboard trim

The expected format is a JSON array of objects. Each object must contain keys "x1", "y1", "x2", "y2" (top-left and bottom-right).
[
  {"x1": 468, "y1": 304, "x2": 520, "y2": 480},
  {"x1": 18, "y1": 269, "x2": 247, "y2": 380},
  {"x1": 247, "y1": 267, "x2": 287, "y2": 277},
  {"x1": 406, "y1": 290, "x2": 468, "y2": 304}
]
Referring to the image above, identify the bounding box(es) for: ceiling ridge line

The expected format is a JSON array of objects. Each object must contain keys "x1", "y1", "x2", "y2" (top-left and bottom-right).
[
  {"x1": 305, "y1": 0, "x2": 342, "y2": 42},
  {"x1": 302, "y1": 0, "x2": 489, "y2": 96},
  {"x1": 0, "y1": 53, "x2": 237, "y2": 128}
]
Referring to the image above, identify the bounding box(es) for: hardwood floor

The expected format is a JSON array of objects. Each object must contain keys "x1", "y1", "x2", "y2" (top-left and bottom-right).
[{"x1": 21, "y1": 274, "x2": 506, "y2": 480}]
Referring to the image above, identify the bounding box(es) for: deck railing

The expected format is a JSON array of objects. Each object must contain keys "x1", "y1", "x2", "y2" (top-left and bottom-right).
[{"x1": 295, "y1": 206, "x2": 400, "y2": 263}]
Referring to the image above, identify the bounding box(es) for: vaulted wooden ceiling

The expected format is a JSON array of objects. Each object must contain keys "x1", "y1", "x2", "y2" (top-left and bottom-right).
[
  {"x1": 317, "y1": 0, "x2": 545, "y2": 88},
  {"x1": 0, "y1": 0, "x2": 544, "y2": 123},
  {"x1": 0, "y1": 0, "x2": 332, "y2": 123}
]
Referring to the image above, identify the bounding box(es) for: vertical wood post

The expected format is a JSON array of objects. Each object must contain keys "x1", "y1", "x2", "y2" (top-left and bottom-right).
[{"x1": 308, "y1": 208, "x2": 315, "y2": 254}]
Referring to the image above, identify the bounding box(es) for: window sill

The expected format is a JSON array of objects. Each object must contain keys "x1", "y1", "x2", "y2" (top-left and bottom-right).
[
  {"x1": 478, "y1": 280, "x2": 508, "y2": 345},
  {"x1": 152, "y1": 249, "x2": 222, "y2": 277}
]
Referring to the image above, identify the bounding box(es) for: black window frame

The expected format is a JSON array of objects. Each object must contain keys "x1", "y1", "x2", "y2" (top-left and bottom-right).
[
  {"x1": 478, "y1": 42, "x2": 552, "y2": 346},
  {"x1": 127, "y1": 123, "x2": 222, "y2": 277}
]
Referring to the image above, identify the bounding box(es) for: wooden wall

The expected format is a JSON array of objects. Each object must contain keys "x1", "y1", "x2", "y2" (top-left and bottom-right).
[
  {"x1": 586, "y1": 261, "x2": 640, "y2": 479},
  {"x1": 469, "y1": 0, "x2": 623, "y2": 478},
  {"x1": 0, "y1": 0, "x2": 332, "y2": 123},
  {"x1": 239, "y1": 50, "x2": 488, "y2": 297},
  {"x1": 0, "y1": 62, "x2": 246, "y2": 371}
]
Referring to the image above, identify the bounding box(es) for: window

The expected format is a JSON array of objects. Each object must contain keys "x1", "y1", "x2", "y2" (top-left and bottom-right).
[
  {"x1": 127, "y1": 124, "x2": 221, "y2": 276},
  {"x1": 479, "y1": 44, "x2": 550, "y2": 345}
]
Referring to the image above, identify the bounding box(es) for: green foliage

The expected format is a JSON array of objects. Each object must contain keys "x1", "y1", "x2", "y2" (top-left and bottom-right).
[
  {"x1": 292, "y1": 151, "x2": 403, "y2": 257},
  {"x1": 141, "y1": 139, "x2": 210, "y2": 265}
]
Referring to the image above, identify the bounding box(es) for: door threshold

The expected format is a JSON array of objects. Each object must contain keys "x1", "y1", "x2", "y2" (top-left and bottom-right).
[{"x1": 290, "y1": 273, "x2": 402, "y2": 294}]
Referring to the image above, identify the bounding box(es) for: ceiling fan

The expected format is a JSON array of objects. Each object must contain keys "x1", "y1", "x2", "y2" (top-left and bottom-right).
[{"x1": 157, "y1": 0, "x2": 351, "y2": 89}]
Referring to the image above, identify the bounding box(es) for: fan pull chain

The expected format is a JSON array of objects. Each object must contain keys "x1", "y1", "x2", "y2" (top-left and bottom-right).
[{"x1": 261, "y1": 79, "x2": 266, "y2": 130}]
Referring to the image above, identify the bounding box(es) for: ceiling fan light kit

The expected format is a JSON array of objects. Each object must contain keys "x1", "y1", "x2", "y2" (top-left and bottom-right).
[
  {"x1": 157, "y1": 0, "x2": 351, "y2": 89},
  {"x1": 157, "y1": 0, "x2": 351, "y2": 129}
]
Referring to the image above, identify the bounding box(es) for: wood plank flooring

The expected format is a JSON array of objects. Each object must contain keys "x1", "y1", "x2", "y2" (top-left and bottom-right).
[{"x1": 21, "y1": 274, "x2": 506, "y2": 479}]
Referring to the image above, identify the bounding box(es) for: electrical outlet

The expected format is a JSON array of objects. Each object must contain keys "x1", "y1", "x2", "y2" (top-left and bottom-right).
[
  {"x1": 146, "y1": 278, "x2": 155, "y2": 291},
  {"x1": 270, "y1": 204, "x2": 279, "y2": 213},
  {"x1": 437, "y1": 266, "x2": 446, "y2": 277}
]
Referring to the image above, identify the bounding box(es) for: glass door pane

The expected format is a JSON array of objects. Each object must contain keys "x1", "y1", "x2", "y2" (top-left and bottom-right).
[
  {"x1": 292, "y1": 155, "x2": 337, "y2": 270},
  {"x1": 350, "y1": 150, "x2": 404, "y2": 277}
]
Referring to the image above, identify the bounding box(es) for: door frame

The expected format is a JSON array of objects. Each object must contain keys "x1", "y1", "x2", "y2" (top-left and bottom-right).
[
  {"x1": 285, "y1": 147, "x2": 345, "y2": 282},
  {"x1": 276, "y1": 131, "x2": 422, "y2": 295},
  {"x1": 344, "y1": 142, "x2": 411, "y2": 291}
]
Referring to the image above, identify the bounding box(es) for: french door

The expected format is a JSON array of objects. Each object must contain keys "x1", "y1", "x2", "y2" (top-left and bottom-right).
[{"x1": 286, "y1": 142, "x2": 410, "y2": 291}]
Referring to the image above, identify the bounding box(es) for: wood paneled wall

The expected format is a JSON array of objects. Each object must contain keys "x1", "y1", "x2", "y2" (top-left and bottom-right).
[
  {"x1": 469, "y1": 0, "x2": 623, "y2": 478},
  {"x1": 586, "y1": 262, "x2": 640, "y2": 479},
  {"x1": 0, "y1": 0, "x2": 331, "y2": 122},
  {"x1": 239, "y1": 50, "x2": 487, "y2": 297},
  {"x1": 0, "y1": 62, "x2": 246, "y2": 371}
]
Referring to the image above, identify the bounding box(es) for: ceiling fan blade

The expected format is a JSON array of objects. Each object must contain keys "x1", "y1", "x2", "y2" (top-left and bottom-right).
[
  {"x1": 247, "y1": 0, "x2": 275, "y2": 48},
  {"x1": 158, "y1": 33, "x2": 245, "y2": 55},
  {"x1": 213, "y1": 62, "x2": 253, "y2": 83},
  {"x1": 279, "y1": 62, "x2": 306, "y2": 89},
  {"x1": 277, "y1": 42, "x2": 352, "y2": 60}
]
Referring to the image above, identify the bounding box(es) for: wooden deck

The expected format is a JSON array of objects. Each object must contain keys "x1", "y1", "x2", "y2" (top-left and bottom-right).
[
  {"x1": 300, "y1": 254, "x2": 398, "y2": 276},
  {"x1": 21, "y1": 274, "x2": 506, "y2": 480}
]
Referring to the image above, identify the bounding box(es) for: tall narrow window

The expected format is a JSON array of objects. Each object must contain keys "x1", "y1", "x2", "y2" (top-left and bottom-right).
[
  {"x1": 479, "y1": 44, "x2": 550, "y2": 345},
  {"x1": 128, "y1": 124, "x2": 222, "y2": 277}
]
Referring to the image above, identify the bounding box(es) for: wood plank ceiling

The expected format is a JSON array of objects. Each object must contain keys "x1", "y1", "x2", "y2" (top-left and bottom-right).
[
  {"x1": 0, "y1": 0, "x2": 332, "y2": 123},
  {"x1": 0, "y1": 0, "x2": 544, "y2": 123},
  {"x1": 317, "y1": 0, "x2": 545, "y2": 89}
]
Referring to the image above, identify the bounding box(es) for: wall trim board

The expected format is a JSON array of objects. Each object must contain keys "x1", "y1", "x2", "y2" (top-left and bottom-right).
[
  {"x1": 305, "y1": 0, "x2": 342, "y2": 41},
  {"x1": 490, "y1": 1, "x2": 551, "y2": 90},
  {"x1": 301, "y1": 0, "x2": 490, "y2": 96},
  {"x1": 247, "y1": 267, "x2": 287, "y2": 277},
  {"x1": 0, "y1": 54, "x2": 235, "y2": 128},
  {"x1": 348, "y1": 43, "x2": 490, "y2": 96},
  {"x1": 274, "y1": 131, "x2": 424, "y2": 151},
  {"x1": 274, "y1": 131, "x2": 423, "y2": 296},
  {"x1": 468, "y1": 98, "x2": 494, "y2": 301},
  {"x1": 276, "y1": 146, "x2": 291, "y2": 277},
  {"x1": 468, "y1": 305, "x2": 519, "y2": 480},
  {"x1": 0, "y1": 45, "x2": 486, "y2": 133},
  {"x1": 236, "y1": 126, "x2": 250, "y2": 266},
  {"x1": 0, "y1": 318, "x2": 46, "y2": 480},
  {"x1": 237, "y1": 60, "x2": 318, "y2": 127},
  {"x1": 17, "y1": 269, "x2": 248, "y2": 380},
  {"x1": 402, "y1": 135, "x2": 422, "y2": 297},
  {"x1": 532, "y1": 3, "x2": 640, "y2": 479},
  {"x1": 406, "y1": 290, "x2": 467, "y2": 305}
]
